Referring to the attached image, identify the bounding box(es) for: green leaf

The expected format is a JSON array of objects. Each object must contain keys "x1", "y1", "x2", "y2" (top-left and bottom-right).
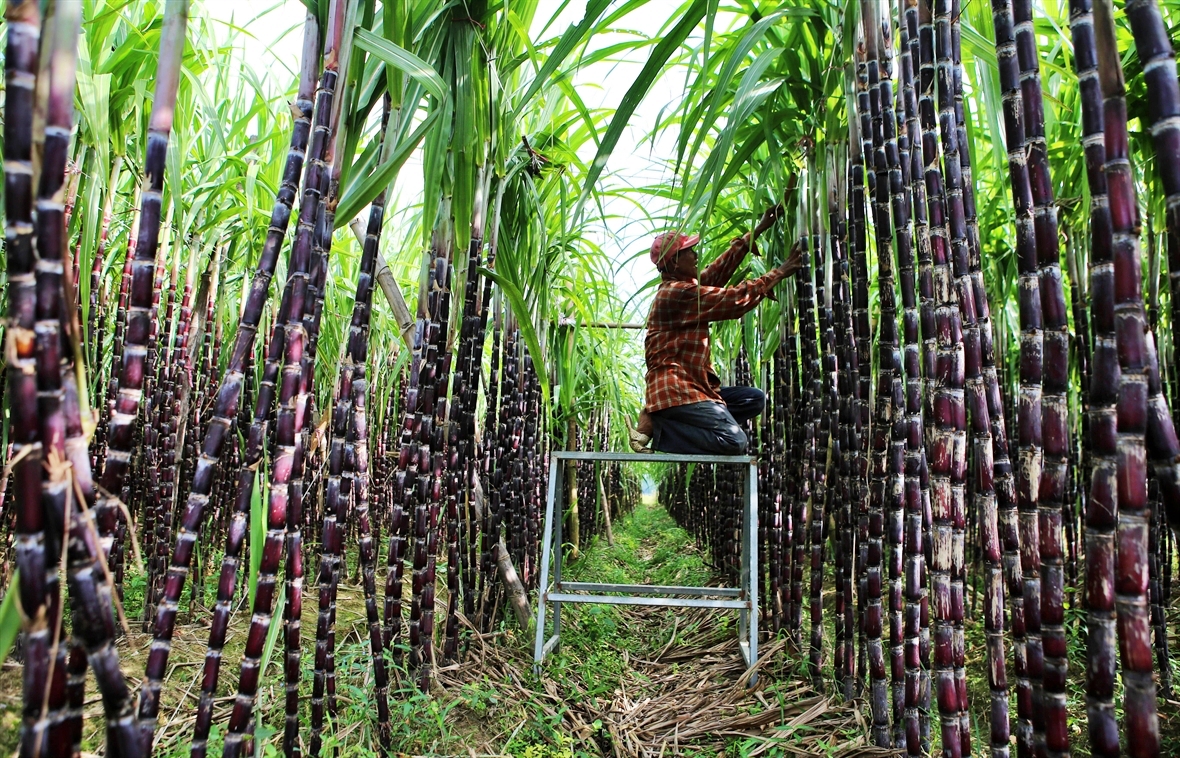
[
  {"x1": 248, "y1": 472, "x2": 264, "y2": 608},
  {"x1": 577, "y1": 0, "x2": 709, "y2": 213},
  {"x1": 258, "y1": 583, "x2": 287, "y2": 683},
  {"x1": 0, "y1": 571, "x2": 20, "y2": 665},
  {"x1": 479, "y1": 265, "x2": 550, "y2": 408},
  {"x1": 516, "y1": 0, "x2": 611, "y2": 111},
  {"x1": 336, "y1": 108, "x2": 437, "y2": 225},
  {"x1": 353, "y1": 27, "x2": 448, "y2": 104}
]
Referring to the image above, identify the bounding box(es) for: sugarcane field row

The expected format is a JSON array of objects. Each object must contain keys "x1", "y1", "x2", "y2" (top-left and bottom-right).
[{"x1": 4, "y1": 0, "x2": 1180, "y2": 756}]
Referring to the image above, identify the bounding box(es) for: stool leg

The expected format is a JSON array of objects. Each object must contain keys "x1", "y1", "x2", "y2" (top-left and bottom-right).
[
  {"x1": 534, "y1": 457, "x2": 562, "y2": 674},
  {"x1": 747, "y1": 460, "x2": 759, "y2": 683},
  {"x1": 740, "y1": 462, "x2": 751, "y2": 667},
  {"x1": 553, "y1": 463, "x2": 565, "y2": 640}
]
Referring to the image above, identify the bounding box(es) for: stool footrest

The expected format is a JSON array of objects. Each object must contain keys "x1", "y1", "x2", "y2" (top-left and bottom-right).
[
  {"x1": 546, "y1": 591, "x2": 749, "y2": 610},
  {"x1": 557, "y1": 581, "x2": 742, "y2": 597}
]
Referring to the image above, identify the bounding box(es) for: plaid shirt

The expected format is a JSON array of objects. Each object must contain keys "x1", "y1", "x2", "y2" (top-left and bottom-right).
[{"x1": 644, "y1": 238, "x2": 787, "y2": 412}]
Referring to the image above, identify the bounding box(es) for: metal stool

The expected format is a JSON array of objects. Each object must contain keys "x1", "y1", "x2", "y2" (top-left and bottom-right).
[{"x1": 533, "y1": 451, "x2": 759, "y2": 683}]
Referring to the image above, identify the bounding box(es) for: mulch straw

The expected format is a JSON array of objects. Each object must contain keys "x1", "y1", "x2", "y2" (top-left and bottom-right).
[{"x1": 437, "y1": 604, "x2": 902, "y2": 757}]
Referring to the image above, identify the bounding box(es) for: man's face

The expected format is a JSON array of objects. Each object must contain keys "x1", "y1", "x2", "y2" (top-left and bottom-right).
[{"x1": 671, "y1": 247, "x2": 698, "y2": 279}]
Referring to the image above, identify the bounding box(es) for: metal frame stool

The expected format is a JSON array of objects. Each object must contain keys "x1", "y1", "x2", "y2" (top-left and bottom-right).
[{"x1": 532, "y1": 451, "x2": 759, "y2": 683}]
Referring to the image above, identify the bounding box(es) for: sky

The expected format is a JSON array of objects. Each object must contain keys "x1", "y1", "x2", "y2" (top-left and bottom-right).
[{"x1": 201, "y1": 0, "x2": 738, "y2": 318}]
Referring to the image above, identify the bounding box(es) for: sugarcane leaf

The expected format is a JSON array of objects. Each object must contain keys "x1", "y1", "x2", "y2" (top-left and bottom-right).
[
  {"x1": 479, "y1": 266, "x2": 550, "y2": 408},
  {"x1": 336, "y1": 109, "x2": 437, "y2": 225},
  {"x1": 248, "y1": 472, "x2": 264, "y2": 608},
  {"x1": 576, "y1": 0, "x2": 708, "y2": 213},
  {"x1": 0, "y1": 571, "x2": 20, "y2": 665},
  {"x1": 516, "y1": 0, "x2": 611, "y2": 111},
  {"x1": 677, "y1": 10, "x2": 789, "y2": 185},
  {"x1": 353, "y1": 27, "x2": 447, "y2": 104},
  {"x1": 258, "y1": 582, "x2": 287, "y2": 683},
  {"x1": 251, "y1": 602, "x2": 283, "y2": 755}
]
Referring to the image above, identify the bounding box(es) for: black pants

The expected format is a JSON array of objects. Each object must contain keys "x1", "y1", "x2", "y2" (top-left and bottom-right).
[{"x1": 650, "y1": 386, "x2": 765, "y2": 455}]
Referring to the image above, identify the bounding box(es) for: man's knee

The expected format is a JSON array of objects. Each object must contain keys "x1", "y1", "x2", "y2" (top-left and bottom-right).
[
  {"x1": 722, "y1": 386, "x2": 765, "y2": 422},
  {"x1": 715, "y1": 424, "x2": 748, "y2": 455}
]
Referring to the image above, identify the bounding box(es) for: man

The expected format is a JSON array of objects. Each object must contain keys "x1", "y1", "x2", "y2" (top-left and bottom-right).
[{"x1": 630, "y1": 206, "x2": 803, "y2": 455}]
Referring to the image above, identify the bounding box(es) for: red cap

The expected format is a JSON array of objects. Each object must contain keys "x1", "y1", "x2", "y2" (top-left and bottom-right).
[{"x1": 650, "y1": 231, "x2": 700, "y2": 268}]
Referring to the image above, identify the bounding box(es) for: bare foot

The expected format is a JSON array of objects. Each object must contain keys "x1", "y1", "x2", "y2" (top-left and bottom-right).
[{"x1": 637, "y1": 408, "x2": 653, "y2": 437}]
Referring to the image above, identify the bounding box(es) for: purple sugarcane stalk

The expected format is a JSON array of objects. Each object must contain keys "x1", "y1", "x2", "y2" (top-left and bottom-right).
[
  {"x1": 850, "y1": 49, "x2": 874, "y2": 696},
  {"x1": 879, "y1": 10, "x2": 920, "y2": 745},
  {"x1": 191, "y1": 289, "x2": 291, "y2": 758},
  {"x1": 808, "y1": 162, "x2": 837, "y2": 699},
  {"x1": 1006, "y1": 0, "x2": 1074, "y2": 752},
  {"x1": 121, "y1": 0, "x2": 194, "y2": 746},
  {"x1": 917, "y1": 0, "x2": 967, "y2": 752},
  {"x1": 913, "y1": 8, "x2": 938, "y2": 745},
  {"x1": 830, "y1": 143, "x2": 860, "y2": 701},
  {"x1": 794, "y1": 227, "x2": 819, "y2": 686},
  {"x1": 1124, "y1": 0, "x2": 1180, "y2": 528},
  {"x1": 32, "y1": 3, "x2": 90, "y2": 754},
  {"x1": 300, "y1": 5, "x2": 364, "y2": 741},
  {"x1": 1092, "y1": 1, "x2": 1162, "y2": 753},
  {"x1": 937, "y1": 0, "x2": 1013, "y2": 753},
  {"x1": 846, "y1": 104, "x2": 870, "y2": 697},
  {"x1": 220, "y1": 4, "x2": 349, "y2": 756},
  {"x1": 861, "y1": 3, "x2": 901, "y2": 742},
  {"x1": 899, "y1": 1, "x2": 935, "y2": 750},
  {"x1": 310, "y1": 273, "x2": 352, "y2": 758},
  {"x1": 988, "y1": 0, "x2": 1041, "y2": 753},
  {"x1": 3, "y1": 0, "x2": 50, "y2": 752},
  {"x1": 1063, "y1": 0, "x2": 1120, "y2": 752},
  {"x1": 347, "y1": 153, "x2": 394, "y2": 743},
  {"x1": 93, "y1": 0, "x2": 184, "y2": 641},
  {"x1": 148, "y1": 261, "x2": 192, "y2": 622},
  {"x1": 931, "y1": 6, "x2": 976, "y2": 750}
]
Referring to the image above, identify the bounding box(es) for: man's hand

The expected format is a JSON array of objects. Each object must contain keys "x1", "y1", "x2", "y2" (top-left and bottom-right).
[
  {"x1": 739, "y1": 203, "x2": 784, "y2": 258},
  {"x1": 753, "y1": 203, "x2": 784, "y2": 238},
  {"x1": 777, "y1": 238, "x2": 805, "y2": 278}
]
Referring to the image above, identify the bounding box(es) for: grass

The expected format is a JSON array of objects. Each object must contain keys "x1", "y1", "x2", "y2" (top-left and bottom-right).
[
  {"x1": 6, "y1": 493, "x2": 1174, "y2": 756},
  {"x1": 0, "y1": 494, "x2": 735, "y2": 757}
]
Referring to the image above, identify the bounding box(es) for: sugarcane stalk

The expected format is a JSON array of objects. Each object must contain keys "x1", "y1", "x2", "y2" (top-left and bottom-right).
[
  {"x1": 848, "y1": 54, "x2": 874, "y2": 699},
  {"x1": 121, "y1": 0, "x2": 195, "y2": 746},
  {"x1": 1057, "y1": 0, "x2": 1120, "y2": 753},
  {"x1": 93, "y1": 0, "x2": 184, "y2": 655},
  {"x1": 312, "y1": 97, "x2": 395, "y2": 755},
  {"x1": 933, "y1": 5, "x2": 1013, "y2": 756},
  {"x1": 190, "y1": 288, "x2": 290, "y2": 758},
  {"x1": 805, "y1": 153, "x2": 836, "y2": 699},
  {"x1": 916, "y1": 0, "x2": 968, "y2": 752},
  {"x1": 444, "y1": 171, "x2": 489, "y2": 661},
  {"x1": 830, "y1": 135, "x2": 850, "y2": 694},
  {"x1": 1002, "y1": 4, "x2": 1073, "y2": 754},
  {"x1": 33, "y1": 3, "x2": 89, "y2": 754},
  {"x1": 221, "y1": 3, "x2": 350, "y2": 755},
  {"x1": 794, "y1": 209, "x2": 821, "y2": 688},
  {"x1": 860, "y1": 3, "x2": 902, "y2": 742},
  {"x1": 783, "y1": 288, "x2": 805, "y2": 644},
  {"x1": 897, "y1": 6, "x2": 936, "y2": 752},
  {"x1": 986, "y1": 0, "x2": 1042, "y2": 753},
  {"x1": 1092, "y1": 0, "x2": 1161, "y2": 753},
  {"x1": 898, "y1": 2, "x2": 934, "y2": 750},
  {"x1": 1124, "y1": 0, "x2": 1180, "y2": 529},
  {"x1": 346, "y1": 121, "x2": 394, "y2": 744},
  {"x1": 4, "y1": 0, "x2": 49, "y2": 751}
]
